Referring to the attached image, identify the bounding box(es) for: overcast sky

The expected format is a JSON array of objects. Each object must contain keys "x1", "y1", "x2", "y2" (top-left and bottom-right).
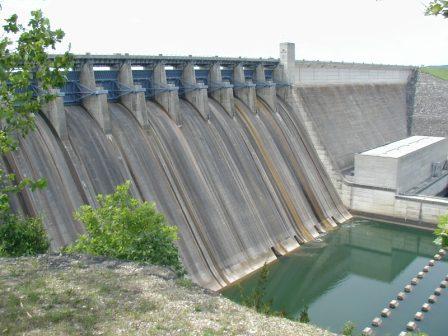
[{"x1": 2, "y1": 0, "x2": 447, "y2": 66}]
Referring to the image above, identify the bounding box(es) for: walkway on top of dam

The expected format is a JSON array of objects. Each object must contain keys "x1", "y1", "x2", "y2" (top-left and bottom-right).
[{"x1": 50, "y1": 53, "x2": 280, "y2": 68}]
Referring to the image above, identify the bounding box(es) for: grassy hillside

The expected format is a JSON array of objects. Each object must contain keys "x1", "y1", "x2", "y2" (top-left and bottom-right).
[
  {"x1": 0, "y1": 254, "x2": 333, "y2": 336},
  {"x1": 421, "y1": 66, "x2": 448, "y2": 80}
]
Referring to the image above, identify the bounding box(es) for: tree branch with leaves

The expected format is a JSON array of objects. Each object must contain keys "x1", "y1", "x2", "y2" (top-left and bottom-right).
[
  {"x1": 0, "y1": 9, "x2": 72, "y2": 255},
  {"x1": 426, "y1": 0, "x2": 448, "y2": 18}
]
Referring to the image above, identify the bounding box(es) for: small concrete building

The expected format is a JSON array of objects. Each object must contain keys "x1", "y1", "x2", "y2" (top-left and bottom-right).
[
  {"x1": 355, "y1": 136, "x2": 448, "y2": 193},
  {"x1": 342, "y1": 136, "x2": 448, "y2": 227}
]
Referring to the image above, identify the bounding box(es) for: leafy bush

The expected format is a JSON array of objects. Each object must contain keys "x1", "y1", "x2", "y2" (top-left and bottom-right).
[
  {"x1": 66, "y1": 181, "x2": 182, "y2": 272},
  {"x1": 0, "y1": 215, "x2": 49, "y2": 257},
  {"x1": 342, "y1": 321, "x2": 355, "y2": 336},
  {"x1": 434, "y1": 214, "x2": 448, "y2": 247},
  {"x1": 0, "y1": 10, "x2": 70, "y2": 257},
  {"x1": 299, "y1": 305, "x2": 310, "y2": 323},
  {"x1": 241, "y1": 263, "x2": 274, "y2": 315},
  {"x1": 0, "y1": 11, "x2": 71, "y2": 207},
  {"x1": 426, "y1": 0, "x2": 448, "y2": 18},
  {"x1": 238, "y1": 263, "x2": 290, "y2": 318}
]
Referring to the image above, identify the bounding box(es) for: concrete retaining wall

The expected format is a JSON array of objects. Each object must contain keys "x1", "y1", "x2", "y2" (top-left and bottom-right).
[
  {"x1": 279, "y1": 43, "x2": 413, "y2": 86},
  {"x1": 341, "y1": 181, "x2": 448, "y2": 227},
  {"x1": 293, "y1": 61, "x2": 412, "y2": 85},
  {"x1": 295, "y1": 83, "x2": 409, "y2": 171}
]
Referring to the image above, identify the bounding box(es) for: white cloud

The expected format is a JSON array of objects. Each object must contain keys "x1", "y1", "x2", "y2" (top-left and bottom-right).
[{"x1": 1, "y1": 0, "x2": 446, "y2": 65}]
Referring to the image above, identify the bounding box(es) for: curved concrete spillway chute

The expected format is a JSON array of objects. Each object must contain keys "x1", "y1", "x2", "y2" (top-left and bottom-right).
[
  {"x1": 7, "y1": 52, "x2": 354, "y2": 290},
  {"x1": 6, "y1": 115, "x2": 86, "y2": 247},
  {"x1": 110, "y1": 102, "x2": 229, "y2": 289}
]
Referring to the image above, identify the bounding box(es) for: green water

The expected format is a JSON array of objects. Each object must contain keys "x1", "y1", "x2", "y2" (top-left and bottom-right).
[{"x1": 222, "y1": 219, "x2": 448, "y2": 335}]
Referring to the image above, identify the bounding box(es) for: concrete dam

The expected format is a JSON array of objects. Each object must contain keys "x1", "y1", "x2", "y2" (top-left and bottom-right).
[{"x1": 5, "y1": 42, "x2": 427, "y2": 290}]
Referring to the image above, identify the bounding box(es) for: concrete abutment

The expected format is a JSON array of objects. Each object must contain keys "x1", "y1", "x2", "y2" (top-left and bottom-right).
[
  {"x1": 41, "y1": 88, "x2": 68, "y2": 141},
  {"x1": 181, "y1": 62, "x2": 210, "y2": 120},
  {"x1": 233, "y1": 64, "x2": 256, "y2": 112},
  {"x1": 255, "y1": 64, "x2": 276, "y2": 112},
  {"x1": 209, "y1": 63, "x2": 234, "y2": 117},
  {"x1": 117, "y1": 61, "x2": 148, "y2": 128},
  {"x1": 153, "y1": 62, "x2": 181, "y2": 126},
  {"x1": 80, "y1": 62, "x2": 111, "y2": 134},
  {"x1": 273, "y1": 64, "x2": 292, "y2": 100}
]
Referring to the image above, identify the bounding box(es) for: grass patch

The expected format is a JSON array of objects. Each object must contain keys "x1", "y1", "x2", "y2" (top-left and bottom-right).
[
  {"x1": 194, "y1": 300, "x2": 217, "y2": 313},
  {"x1": 136, "y1": 299, "x2": 158, "y2": 313},
  {"x1": 0, "y1": 262, "x2": 145, "y2": 335},
  {"x1": 420, "y1": 66, "x2": 448, "y2": 81},
  {"x1": 0, "y1": 256, "x2": 333, "y2": 336},
  {"x1": 0, "y1": 273, "x2": 101, "y2": 335},
  {"x1": 175, "y1": 277, "x2": 194, "y2": 289}
]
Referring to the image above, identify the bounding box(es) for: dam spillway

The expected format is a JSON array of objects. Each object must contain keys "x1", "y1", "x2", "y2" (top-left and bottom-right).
[
  {"x1": 4, "y1": 44, "x2": 419, "y2": 290},
  {"x1": 5, "y1": 53, "x2": 349, "y2": 289}
]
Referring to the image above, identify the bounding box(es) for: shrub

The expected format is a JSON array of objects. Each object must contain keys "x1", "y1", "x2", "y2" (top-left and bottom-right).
[
  {"x1": 342, "y1": 321, "x2": 355, "y2": 336},
  {"x1": 434, "y1": 214, "x2": 448, "y2": 247},
  {"x1": 66, "y1": 181, "x2": 182, "y2": 272},
  {"x1": 299, "y1": 305, "x2": 310, "y2": 323},
  {"x1": 238, "y1": 263, "x2": 290, "y2": 318},
  {"x1": 0, "y1": 10, "x2": 71, "y2": 258},
  {"x1": 0, "y1": 215, "x2": 49, "y2": 257},
  {"x1": 241, "y1": 263, "x2": 275, "y2": 315}
]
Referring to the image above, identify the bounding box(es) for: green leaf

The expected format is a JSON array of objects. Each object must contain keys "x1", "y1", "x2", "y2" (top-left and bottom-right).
[
  {"x1": 66, "y1": 182, "x2": 183, "y2": 272},
  {"x1": 0, "y1": 9, "x2": 71, "y2": 228}
]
